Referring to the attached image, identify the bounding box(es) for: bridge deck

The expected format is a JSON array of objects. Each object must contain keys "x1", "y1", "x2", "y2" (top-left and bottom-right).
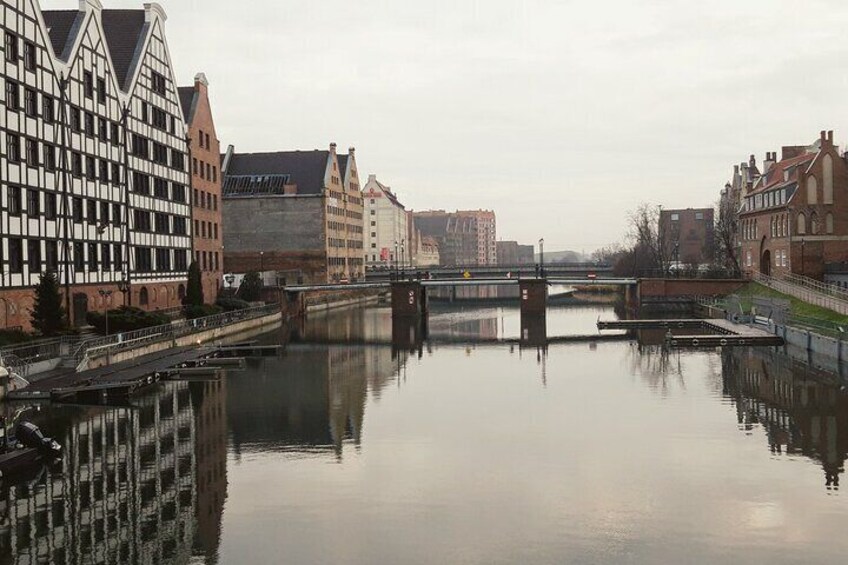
[{"x1": 285, "y1": 277, "x2": 636, "y2": 293}]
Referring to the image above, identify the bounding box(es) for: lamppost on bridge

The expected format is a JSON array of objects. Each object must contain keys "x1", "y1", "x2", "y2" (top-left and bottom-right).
[
  {"x1": 98, "y1": 289, "x2": 113, "y2": 335},
  {"x1": 400, "y1": 239, "x2": 406, "y2": 280},
  {"x1": 394, "y1": 240, "x2": 399, "y2": 280},
  {"x1": 539, "y1": 238, "x2": 545, "y2": 278}
]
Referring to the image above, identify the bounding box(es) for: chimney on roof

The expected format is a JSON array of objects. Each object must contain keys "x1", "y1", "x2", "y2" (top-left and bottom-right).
[
  {"x1": 194, "y1": 72, "x2": 209, "y2": 88},
  {"x1": 348, "y1": 146, "x2": 355, "y2": 155},
  {"x1": 222, "y1": 144, "x2": 235, "y2": 175},
  {"x1": 821, "y1": 130, "x2": 827, "y2": 143},
  {"x1": 329, "y1": 142, "x2": 337, "y2": 154},
  {"x1": 368, "y1": 174, "x2": 376, "y2": 183},
  {"x1": 828, "y1": 130, "x2": 834, "y2": 145},
  {"x1": 749, "y1": 154, "x2": 756, "y2": 169},
  {"x1": 763, "y1": 151, "x2": 776, "y2": 174}
]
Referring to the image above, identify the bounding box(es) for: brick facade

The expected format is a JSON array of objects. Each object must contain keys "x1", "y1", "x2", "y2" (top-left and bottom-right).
[
  {"x1": 179, "y1": 74, "x2": 224, "y2": 302},
  {"x1": 660, "y1": 208, "x2": 715, "y2": 265},
  {"x1": 739, "y1": 131, "x2": 848, "y2": 280}
]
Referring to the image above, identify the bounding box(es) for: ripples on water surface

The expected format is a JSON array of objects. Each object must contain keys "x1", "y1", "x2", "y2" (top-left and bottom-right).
[{"x1": 2, "y1": 304, "x2": 848, "y2": 564}]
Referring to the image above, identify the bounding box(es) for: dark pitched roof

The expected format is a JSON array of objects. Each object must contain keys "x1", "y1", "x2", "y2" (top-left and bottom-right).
[
  {"x1": 749, "y1": 151, "x2": 816, "y2": 196},
  {"x1": 225, "y1": 151, "x2": 330, "y2": 195},
  {"x1": 177, "y1": 86, "x2": 195, "y2": 123},
  {"x1": 101, "y1": 10, "x2": 147, "y2": 89},
  {"x1": 337, "y1": 154, "x2": 348, "y2": 182},
  {"x1": 42, "y1": 10, "x2": 83, "y2": 59}
]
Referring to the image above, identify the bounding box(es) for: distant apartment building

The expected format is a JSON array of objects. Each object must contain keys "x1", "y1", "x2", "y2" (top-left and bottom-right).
[
  {"x1": 179, "y1": 73, "x2": 222, "y2": 302},
  {"x1": 221, "y1": 144, "x2": 364, "y2": 283},
  {"x1": 739, "y1": 131, "x2": 848, "y2": 280},
  {"x1": 363, "y1": 174, "x2": 408, "y2": 269},
  {"x1": 412, "y1": 209, "x2": 497, "y2": 266},
  {"x1": 496, "y1": 241, "x2": 534, "y2": 266},
  {"x1": 0, "y1": 1, "x2": 194, "y2": 329},
  {"x1": 659, "y1": 208, "x2": 715, "y2": 265}
]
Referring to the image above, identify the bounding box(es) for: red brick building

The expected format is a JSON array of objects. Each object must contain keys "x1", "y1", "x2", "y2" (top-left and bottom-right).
[
  {"x1": 179, "y1": 74, "x2": 224, "y2": 302},
  {"x1": 659, "y1": 208, "x2": 715, "y2": 265},
  {"x1": 739, "y1": 131, "x2": 848, "y2": 279}
]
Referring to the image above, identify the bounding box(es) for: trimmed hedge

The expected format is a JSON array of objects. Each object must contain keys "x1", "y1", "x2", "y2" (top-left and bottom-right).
[
  {"x1": 86, "y1": 306, "x2": 171, "y2": 335},
  {"x1": 183, "y1": 304, "x2": 223, "y2": 320},
  {"x1": 215, "y1": 297, "x2": 250, "y2": 312}
]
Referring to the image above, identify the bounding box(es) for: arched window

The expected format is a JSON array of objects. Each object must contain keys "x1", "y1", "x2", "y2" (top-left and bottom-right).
[
  {"x1": 797, "y1": 213, "x2": 807, "y2": 235},
  {"x1": 139, "y1": 286, "x2": 149, "y2": 306},
  {"x1": 824, "y1": 154, "x2": 834, "y2": 204},
  {"x1": 807, "y1": 176, "x2": 818, "y2": 204},
  {"x1": 826, "y1": 212, "x2": 834, "y2": 234},
  {"x1": 811, "y1": 212, "x2": 819, "y2": 235}
]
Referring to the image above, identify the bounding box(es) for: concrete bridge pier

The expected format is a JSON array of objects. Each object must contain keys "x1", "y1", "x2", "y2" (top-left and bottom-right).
[
  {"x1": 391, "y1": 281, "x2": 428, "y2": 319},
  {"x1": 520, "y1": 313, "x2": 547, "y2": 347},
  {"x1": 519, "y1": 278, "x2": 547, "y2": 315},
  {"x1": 392, "y1": 316, "x2": 428, "y2": 354}
]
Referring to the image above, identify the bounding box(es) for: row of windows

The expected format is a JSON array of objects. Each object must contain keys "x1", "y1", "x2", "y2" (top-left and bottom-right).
[
  {"x1": 0, "y1": 237, "x2": 123, "y2": 274},
  {"x1": 329, "y1": 239, "x2": 364, "y2": 249},
  {"x1": 131, "y1": 171, "x2": 187, "y2": 203},
  {"x1": 134, "y1": 246, "x2": 189, "y2": 272},
  {"x1": 133, "y1": 209, "x2": 188, "y2": 235},
  {"x1": 192, "y1": 157, "x2": 218, "y2": 183},
  {"x1": 193, "y1": 188, "x2": 217, "y2": 210},
  {"x1": 195, "y1": 250, "x2": 219, "y2": 272},
  {"x1": 5, "y1": 186, "x2": 124, "y2": 226},
  {"x1": 194, "y1": 219, "x2": 218, "y2": 240},
  {"x1": 197, "y1": 129, "x2": 212, "y2": 150},
  {"x1": 5, "y1": 32, "x2": 37, "y2": 71},
  {"x1": 130, "y1": 133, "x2": 185, "y2": 170}
]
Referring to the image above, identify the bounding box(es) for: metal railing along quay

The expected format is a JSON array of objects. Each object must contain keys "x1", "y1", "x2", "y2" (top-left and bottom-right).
[
  {"x1": 753, "y1": 272, "x2": 848, "y2": 316},
  {"x1": 72, "y1": 303, "x2": 280, "y2": 367}
]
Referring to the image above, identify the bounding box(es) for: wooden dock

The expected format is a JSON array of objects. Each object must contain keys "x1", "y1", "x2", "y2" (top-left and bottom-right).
[
  {"x1": 597, "y1": 318, "x2": 784, "y2": 348},
  {"x1": 7, "y1": 342, "x2": 279, "y2": 404}
]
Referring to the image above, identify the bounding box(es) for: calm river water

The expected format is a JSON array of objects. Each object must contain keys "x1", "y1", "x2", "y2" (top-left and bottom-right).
[{"x1": 2, "y1": 304, "x2": 848, "y2": 564}]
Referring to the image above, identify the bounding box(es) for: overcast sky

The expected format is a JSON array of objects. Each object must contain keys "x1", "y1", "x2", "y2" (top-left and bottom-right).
[{"x1": 42, "y1": 0, "x2": 848, "y2": 253}]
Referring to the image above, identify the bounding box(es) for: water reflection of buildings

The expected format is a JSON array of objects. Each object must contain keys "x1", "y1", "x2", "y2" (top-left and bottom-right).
[
  {"x1": 0, "y1": 384, "x2": 197, "y2": 564},
  {"x1": 192, "y1": 379, "x2": 228, "y2": 564},
  {"x1": 228, "y1": 345, "x2": 403, "y2": 460},
  {"x1": 0, "y1": 380, "x2": 229, "y2": 564},
  {"x1": 723, "y1": 348, "x2": 848, "y2": 489}
]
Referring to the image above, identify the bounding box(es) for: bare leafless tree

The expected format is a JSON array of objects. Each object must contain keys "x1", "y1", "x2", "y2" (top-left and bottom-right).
[
  {"x1": 715, "y1": 189, "x2": 741, "y2": 276},
  {"x1": 628, "y1": 203, "x2": 672, "y2": 275}
]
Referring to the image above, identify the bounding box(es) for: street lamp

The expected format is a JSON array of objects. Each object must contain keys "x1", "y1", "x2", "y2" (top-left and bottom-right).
[
  {"x1": 117, "y1": 277, "x2": 130, "y2": 307},
  {"x1": 98, "y1": 289, "x2": 113, "y2": 335},
  {"x1": 539, "y1": 238, "x2": 545, "y2": 278},
  {"x1": 401, "y1": 239, "x2": 406, "y2": 279},
  {"x1": 394, "y1": 240, "x2": 399, "y2": 279}
]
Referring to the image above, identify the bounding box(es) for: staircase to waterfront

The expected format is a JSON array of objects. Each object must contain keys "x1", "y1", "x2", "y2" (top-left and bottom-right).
[{"x1": 753, "y1": 272, "x2": 848, "y2": 315}]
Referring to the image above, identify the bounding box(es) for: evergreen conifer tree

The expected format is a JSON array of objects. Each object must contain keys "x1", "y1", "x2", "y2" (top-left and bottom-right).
[{"x1": 30, "y1": 271, "x2": 67, "y2": 336}]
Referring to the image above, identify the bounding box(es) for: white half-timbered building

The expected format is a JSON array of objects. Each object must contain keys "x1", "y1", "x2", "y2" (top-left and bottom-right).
[{"x1": 1, "y1": 0, "x2": 192, "y2": 328}]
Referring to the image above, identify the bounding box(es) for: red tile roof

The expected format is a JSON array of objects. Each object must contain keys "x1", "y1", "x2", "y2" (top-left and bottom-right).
[{"x1": 748, "y1": 151, "x2": 816, "y2": 196}]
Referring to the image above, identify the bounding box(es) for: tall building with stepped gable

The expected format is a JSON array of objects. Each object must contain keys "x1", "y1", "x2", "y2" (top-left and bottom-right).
[
  {"x1": 179, "y1": 73, "x2": 223, "y2": 302},
  {"x1": 0, "y1": 0, "x2": 192, "y2": 329}
]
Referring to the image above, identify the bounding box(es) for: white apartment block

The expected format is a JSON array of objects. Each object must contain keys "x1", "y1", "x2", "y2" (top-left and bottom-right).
[
  {"x1": 0, "y1": 0, "x2": 192, "y2": 328},
  {"x1": 363, "y1": 174, "x2": 408, "y2": 269}
]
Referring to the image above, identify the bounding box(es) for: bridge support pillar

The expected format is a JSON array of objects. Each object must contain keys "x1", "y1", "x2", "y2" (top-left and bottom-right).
[
  {"x1": 391, "y1": 281, "x2": 428, "y2": 319},
  {"x1": 520, "y1": 313, "x2": 547, "y2": 348},
  {"x1": 392, "y1": 316, "x2": 428, "y2": 355},
  {"x1": 519, "y1": 278, "x2": 547, "y2": 315}
]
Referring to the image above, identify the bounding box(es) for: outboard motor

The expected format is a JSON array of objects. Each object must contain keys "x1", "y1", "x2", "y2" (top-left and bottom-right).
[{"x1": 15, "y1": 421, "x2": 62, "y2": 457}]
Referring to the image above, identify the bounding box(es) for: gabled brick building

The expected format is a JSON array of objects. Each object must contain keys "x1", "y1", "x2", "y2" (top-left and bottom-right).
[
  {"x1": 179, "y1": 73, "x2": 223, "y2": 302},
  {"x1": 739, "y1": 131, "x2": 848, "y2": 279}
]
